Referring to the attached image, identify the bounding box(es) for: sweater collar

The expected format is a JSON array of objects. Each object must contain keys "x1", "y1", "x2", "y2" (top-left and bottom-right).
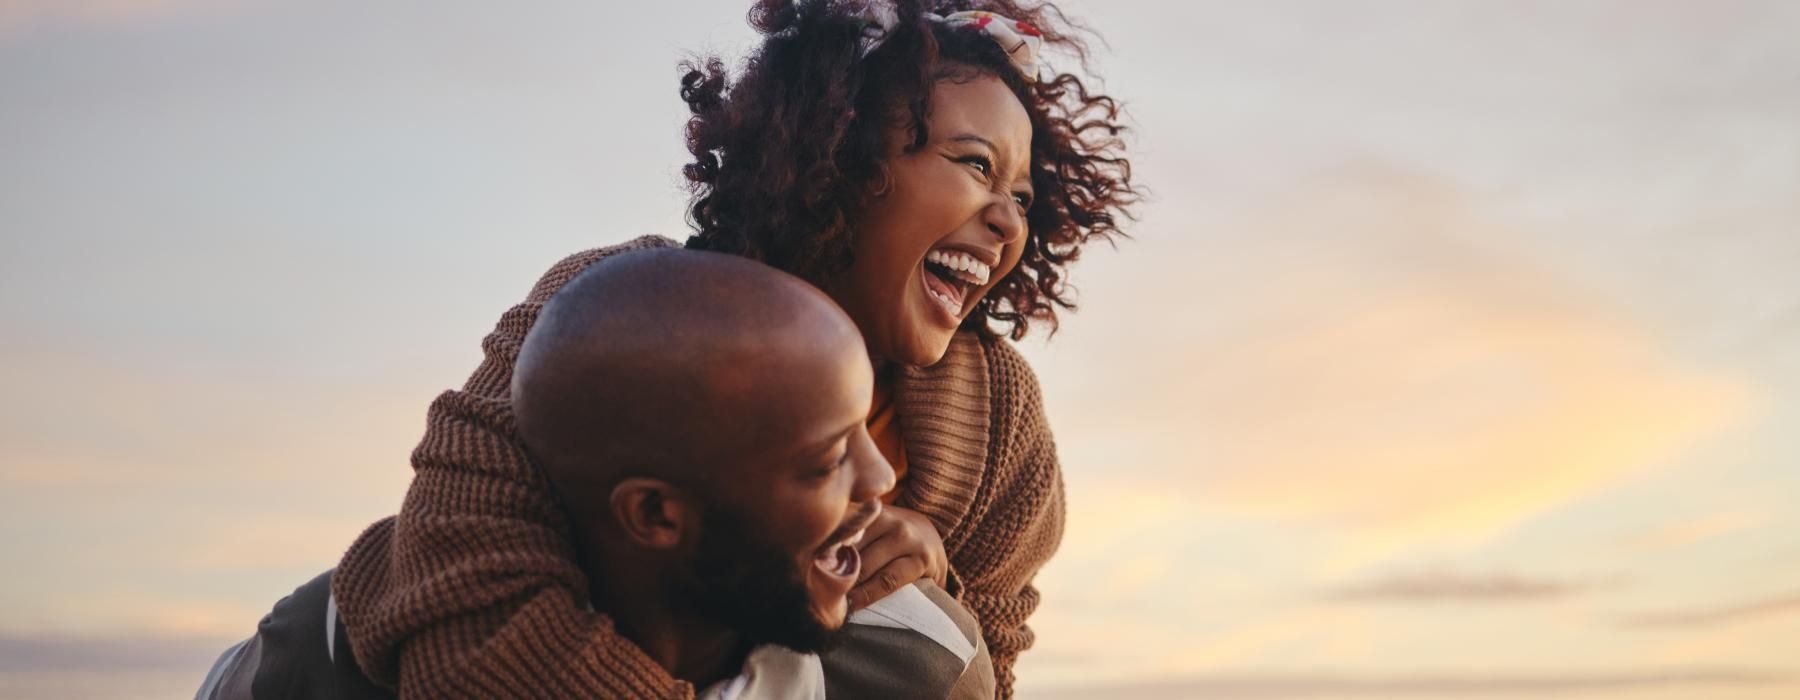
[{"x1": 892, "y1": 332, "x2": 991, "y2": 539}]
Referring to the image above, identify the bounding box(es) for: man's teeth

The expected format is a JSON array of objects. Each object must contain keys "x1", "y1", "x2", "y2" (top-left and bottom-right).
[
  {"x1": 821, "y1": 529, "x2": 865, "y2": 558},
  {"x1": 925, "y1": 249, "x2": 991, "y2": 286}
]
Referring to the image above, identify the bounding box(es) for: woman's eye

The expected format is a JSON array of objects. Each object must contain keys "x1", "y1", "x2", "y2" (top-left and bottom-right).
[
  {"x1": 957, "y1": 155, "x2": 993, "y2": 177},
  {"x1": 1013, "y1": 192, "x2": 1033, "y2": 209}
]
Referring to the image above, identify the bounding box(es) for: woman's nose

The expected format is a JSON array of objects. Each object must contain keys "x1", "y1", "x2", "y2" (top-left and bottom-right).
[{"x1": 984, "y1": 196, "x2": 1028, "y2": 246}]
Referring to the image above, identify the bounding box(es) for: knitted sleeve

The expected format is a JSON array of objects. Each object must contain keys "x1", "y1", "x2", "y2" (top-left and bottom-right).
[
  {"x1": 952, "y1": 340, "x2": 1068, "y2": 699},
  {"x1": 331, "y1": 236, "x2": 692, "y2": 699}
]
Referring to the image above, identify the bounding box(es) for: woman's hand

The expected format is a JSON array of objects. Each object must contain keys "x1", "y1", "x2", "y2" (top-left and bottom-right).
[{"x1": 847, "y1": 504, "x2": 948, "y2": 611}]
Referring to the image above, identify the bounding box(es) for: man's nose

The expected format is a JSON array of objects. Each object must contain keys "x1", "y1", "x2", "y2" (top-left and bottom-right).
[{"x1": 852, "y1": 431, "x2": 897, "y2": 502}]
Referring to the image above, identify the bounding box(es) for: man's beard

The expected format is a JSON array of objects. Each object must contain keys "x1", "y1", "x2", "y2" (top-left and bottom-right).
[{"x1": 671, "y1": 503, "x2": 840, "y2": 654}]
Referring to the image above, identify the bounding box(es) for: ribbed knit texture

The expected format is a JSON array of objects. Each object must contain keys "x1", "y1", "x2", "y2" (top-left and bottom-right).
[{"x1": 332, "y1": 236, "x2": 1066, "y2": 699}]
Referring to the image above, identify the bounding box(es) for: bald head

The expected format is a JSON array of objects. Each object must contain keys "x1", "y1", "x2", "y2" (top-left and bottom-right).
[{"x1": 512, "y1": 248, "x2": 867, "y2": 525}]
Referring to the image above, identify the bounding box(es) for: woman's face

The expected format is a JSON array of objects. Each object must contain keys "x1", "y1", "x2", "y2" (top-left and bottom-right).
[{"x1": 828, "y1": 73, "x2": 1034, "y2": 367}]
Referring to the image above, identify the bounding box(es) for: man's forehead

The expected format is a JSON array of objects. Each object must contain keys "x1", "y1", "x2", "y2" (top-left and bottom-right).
[{"x1": 717, "y1": 363, "x2": 868, "y2": 456}]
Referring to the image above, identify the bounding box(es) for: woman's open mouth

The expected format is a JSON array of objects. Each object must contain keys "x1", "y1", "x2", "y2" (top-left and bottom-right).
[{"x1": 920, "y1": 248, "x2": 992, "y2": 323}]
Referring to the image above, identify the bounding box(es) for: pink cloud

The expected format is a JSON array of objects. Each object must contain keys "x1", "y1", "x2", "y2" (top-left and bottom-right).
[
  {"x1": 1622, "y1": 590, "x2": 1800, "y2": 629},
  {"x1": 1323, "y1": 570, "x2": 1614, "y2": 603}
]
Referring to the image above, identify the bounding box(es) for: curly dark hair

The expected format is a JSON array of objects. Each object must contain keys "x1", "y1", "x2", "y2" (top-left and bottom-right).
[{"x1": 681, "y1": 0, "x2": 1137, "y2": 340}]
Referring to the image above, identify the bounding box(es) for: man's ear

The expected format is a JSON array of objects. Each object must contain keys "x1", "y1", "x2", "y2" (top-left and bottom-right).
[{"x1": 609, "y1": 477, "x2": 693, "y2": 550}]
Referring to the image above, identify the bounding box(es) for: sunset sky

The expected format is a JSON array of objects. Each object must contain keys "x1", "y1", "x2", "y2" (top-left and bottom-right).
[{"x1": 2, "y1": 1, "x2": 1797, "y2": 698}]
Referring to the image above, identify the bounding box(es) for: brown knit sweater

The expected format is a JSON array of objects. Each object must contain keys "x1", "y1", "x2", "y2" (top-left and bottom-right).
[{"x1": 332, "y1": 236, "x2": 1066, "y2": 699}]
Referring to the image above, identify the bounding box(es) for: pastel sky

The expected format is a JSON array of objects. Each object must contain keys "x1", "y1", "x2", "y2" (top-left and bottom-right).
[{"x1": 2, "y1": 1, "x2": 1797, "y2": 698}]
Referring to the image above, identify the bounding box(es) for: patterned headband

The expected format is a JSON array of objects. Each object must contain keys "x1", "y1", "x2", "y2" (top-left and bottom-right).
[{"x1": 856, "y1": 7, "x2": 1044, "y2": 82}]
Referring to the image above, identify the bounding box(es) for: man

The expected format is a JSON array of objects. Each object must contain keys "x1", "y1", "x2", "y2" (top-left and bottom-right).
[{"x1": 199, "y1": 249, "x2": 991, "y2": 698}]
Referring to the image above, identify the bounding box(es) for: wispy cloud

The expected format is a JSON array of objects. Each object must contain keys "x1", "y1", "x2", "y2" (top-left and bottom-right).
[
  {"x1": 1618, "y1": 509, "x2": 1773, "y2": 554},
  {"x1": 1621, "y1": 590, "x2": 1800, "y2": 629},
  {"x1": 1323, "y1": 570, "x2": 1611, "y2": 603},
  {"x1": 0, "y1": 631, "x2": 232, "y2": 672},
  {"x1": 1032, "y1": 669, "x2": 1795, "y2": 699}
]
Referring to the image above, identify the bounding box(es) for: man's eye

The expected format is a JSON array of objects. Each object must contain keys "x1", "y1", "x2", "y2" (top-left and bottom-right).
[
  {"x1": 815, "y1": 453, "x2": 849, "y2": 477},
  {"x1": 1013, "y1": 192, "x2": 1033, "y2": 209}
]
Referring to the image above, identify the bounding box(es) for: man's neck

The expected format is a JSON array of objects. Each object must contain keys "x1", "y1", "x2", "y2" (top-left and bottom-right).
[
  {"x1": 629, "y1": 608, "x2": 749, "y2": 690},
  {"x1": 590, "y1": 563, "x2": 749, "y2": 689}
]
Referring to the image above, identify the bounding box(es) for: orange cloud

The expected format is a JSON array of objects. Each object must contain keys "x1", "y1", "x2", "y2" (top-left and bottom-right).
[
  {"x1": 1322, "y1": 570, "x2": 1611, "y2": 603},
  {"x1": 1, "y1": 342, "x2": 423, "y2": 637},
  {"x1": 1619, "y1": 509, "x2": 1774, "y2": 554},
  {"x1": 1154, "y1": 605, "x2": 1376, "y2": 673},
  {"x1": 1027, "y1": 668, "x2": 1797, "y2": 700},
  {"x1": 1039, "y1": 163, "x2": 1758, "y2": 572},
  {"x1": 1622, "y1": 590, "x2": 1800, "y2": 629},
  {"x1": 0, "y1": 341, "x2": 421, "y2": 493}
]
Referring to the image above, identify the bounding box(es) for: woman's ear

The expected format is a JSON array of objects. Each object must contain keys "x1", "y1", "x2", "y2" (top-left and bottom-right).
[
  {"x1": 869, "y1": 163, "x2": 894, "y2": 198},
  {"x1": 609, "y1": 477, "x2": 694, "y2": 550}
]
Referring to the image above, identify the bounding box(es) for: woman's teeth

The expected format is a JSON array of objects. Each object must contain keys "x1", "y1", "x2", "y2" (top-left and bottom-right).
[
  {"x1": 924, "y1": 273, "x2": 963, "y2": 318},
  {"x1": 925, "y1": 249, "x2": 991, "y2": 286}
]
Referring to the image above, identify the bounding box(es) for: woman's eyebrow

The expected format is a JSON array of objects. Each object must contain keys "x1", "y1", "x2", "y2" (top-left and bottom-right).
[
  {"x1": 950, "y1": 133, "x2": 1029, "y2": 182},
  {"x1": 950, "y1": 133, "x2": 999, "y2": 152}
]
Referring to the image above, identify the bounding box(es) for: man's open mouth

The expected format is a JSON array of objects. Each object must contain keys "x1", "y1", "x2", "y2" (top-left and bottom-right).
[
  {"x1": 814, "y1": 528, "x2": 865, "y2": 580},
  {"x1": 814, "y1": 503, "x2": 882, "y2": 581},
  {"x1": 921, "y1": 247, "x2": 992, "y2": 320}
]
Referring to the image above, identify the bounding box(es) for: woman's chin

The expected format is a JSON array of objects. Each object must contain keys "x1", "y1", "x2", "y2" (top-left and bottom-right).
[
  {"x1": 889, "y1": 331, "x2": 956, "y2": 368},
  {"x1": 867, "y1": 303, "x2": 961, "y2": 368}
]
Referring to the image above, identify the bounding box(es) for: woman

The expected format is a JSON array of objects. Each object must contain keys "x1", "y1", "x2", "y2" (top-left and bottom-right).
[{"x1": 331, "y1": 1, "x2": 1135, "y2": 697}]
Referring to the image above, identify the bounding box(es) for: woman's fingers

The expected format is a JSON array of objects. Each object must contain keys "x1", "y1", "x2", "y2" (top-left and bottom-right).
[
  {"x1": 847, "y1": 506, "x2": 948, "y2": 612},
  {"x1": 885, "y1": 505, "x2": 948, "y2": 586},
  {"x1": 847, "y1": 506, "x2": 946, "y2": 610},
  {"x1": 847, "y1": 554, "x2": 926, "y2": 611},
  {"x1": 854, "y1": 526, "x2": 920, "y2": 584}
]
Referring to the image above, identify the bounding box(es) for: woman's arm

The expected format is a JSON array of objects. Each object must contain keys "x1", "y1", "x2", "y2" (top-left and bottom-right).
[
  {"x1": 947, "y1": 340, "x2": 1067, "y2": 699},
  {"x1": 331, "y1": 237, "x2": 692, "y2": 699}
]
